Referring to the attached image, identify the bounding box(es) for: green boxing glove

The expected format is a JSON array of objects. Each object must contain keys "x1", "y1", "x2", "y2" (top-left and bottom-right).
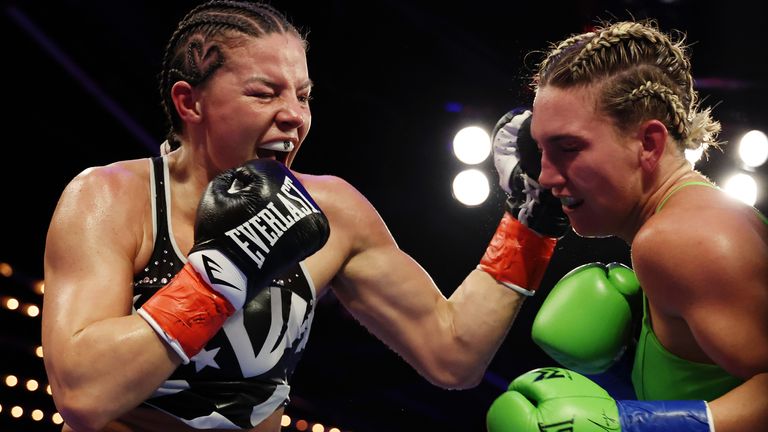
[
  {"x1": 487, "y1": 367, "x2": 618, "y2": 431},
  {"x1": 487, "y1": 367, "x2": 713, "y2": 432},
  {"x1": 531, "y1": 262, "x2": 640, "y2": 374}
]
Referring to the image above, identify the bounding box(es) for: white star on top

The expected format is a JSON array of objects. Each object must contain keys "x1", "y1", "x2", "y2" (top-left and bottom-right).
[{"x1": 191, "y1": 347, "x2": 221, "y2": 372}]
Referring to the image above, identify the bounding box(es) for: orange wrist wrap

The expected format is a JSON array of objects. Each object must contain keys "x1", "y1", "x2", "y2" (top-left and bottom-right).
[
  {"x1": 139, "y1": 263, "x2": 236, "y2": 360},
  {"x1": 478, "y1": 212, "x2": 557, "y2": 294}
]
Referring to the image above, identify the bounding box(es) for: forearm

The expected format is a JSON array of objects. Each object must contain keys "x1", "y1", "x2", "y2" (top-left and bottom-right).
[
  {"x1": 47, "y1": 314, "x2": 179, "y2": 431},
  {"x1": 438, "y1": 270, "x2": 526, "y2": 387},
  {"x1": 709, "y1": 372, "x2": 768, "y2": 431}
]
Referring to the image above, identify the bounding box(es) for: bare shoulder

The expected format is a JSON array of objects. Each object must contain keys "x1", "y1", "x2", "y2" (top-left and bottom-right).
[
  {"x1": 48, "y1": 159, "x2": 152, "y2": 257},
  {"x1": 294, "y1": 172, "x2": 365, "y2": 202},
  {"x1": 60, "y1": 159, "x2": 151, "y2": 204},
  {"x1": 294, "y1": 172, "x2": 385, "y2": 227},
  {"x1": 293, "y1": 172, "x2": 395, "y2": 268},
  {"x1": 632, "y1": 190, "x2": 767, "y2": 311}
]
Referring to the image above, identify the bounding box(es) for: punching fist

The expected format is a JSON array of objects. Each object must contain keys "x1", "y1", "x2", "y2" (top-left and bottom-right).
[
  {"x1": 487, "y1": 367, "x2": 713, "y2": 432},
  {"x1": 190, "y1": 159, "x2": 330, "y2": 309},
  {"x1": 492, "y1": 109, "x2": 569, "y2": 238},
  {"x1": 531, "y1": 263, "x2": 640, "y2": 374},
  {"x1": 139, "y1": 159, "x2": 330, "y2": 363},
  {"x1": 477, "y1": 109, "x2": 567, "y2": 296}
]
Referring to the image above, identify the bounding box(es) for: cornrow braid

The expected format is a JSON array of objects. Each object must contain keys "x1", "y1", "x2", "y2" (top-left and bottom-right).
[
  {"x1": 535, "y1": 32, "x2": 594, "y2": 88},
  {"x1": 568, "y1": 22, "x2": 661, "y2": 79},
  {"x1": 535, "y1": 20, "x2": 721, "y2": 153},
  {"x1": 627, "y1": 81, "x2": 688, "y2": 138},
  {"x1": 158, "y1": 1, "x2": 305, "y2": 149}
]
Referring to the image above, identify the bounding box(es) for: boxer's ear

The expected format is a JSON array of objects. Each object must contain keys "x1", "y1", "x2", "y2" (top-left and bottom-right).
[
  {"x1": 637, "y1": 120, "x2": 668, "y2": 172},
  {"x1": 171, "y1": 81, "x2": 202, "y2": 124}
]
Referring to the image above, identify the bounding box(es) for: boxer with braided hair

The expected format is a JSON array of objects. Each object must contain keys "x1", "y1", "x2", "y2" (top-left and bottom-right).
[
  {"x1": 488, "y1": 19, "x2": 767, "y2": 432},
  {"x1": 43, "y1": 2, "x2": 558, "y2": 431}
]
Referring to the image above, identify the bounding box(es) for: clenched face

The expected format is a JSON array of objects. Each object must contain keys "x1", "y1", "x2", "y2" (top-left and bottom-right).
[
  {"x1": 193, "y1": 32, "x2": 312, "y2": 170},
  {"x1": 532, "y1": 84, "x2": 645, "y2": 240}
]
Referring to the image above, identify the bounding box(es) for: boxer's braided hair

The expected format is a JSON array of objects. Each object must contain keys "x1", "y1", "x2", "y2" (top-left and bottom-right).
[
  {"x1": 535, "y1": 20, "x2": 720, "y2": 153},
  {"x1": 159, "y1": 1, "x2": 306, "y2": 149}
]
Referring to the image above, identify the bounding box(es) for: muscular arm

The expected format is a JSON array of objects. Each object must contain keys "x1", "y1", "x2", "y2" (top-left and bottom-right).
[
  {"x1": 633, "y1": 206, "x2": 768, "y2": 431},
  {"x1": 314, "y1": 176, "x2": 526, "y2": 389},
  {"x1": 42, "y1": 163, "x2": 180, "y2": 431}
]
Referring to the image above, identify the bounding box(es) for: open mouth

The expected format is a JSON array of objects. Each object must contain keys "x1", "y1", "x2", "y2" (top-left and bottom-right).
[
  {"x1": 256, "y1": 140, "x2": 294, "y2": 163},
  {"x1": 560, "y1": 196, "x2": 583, "y2": 210}
]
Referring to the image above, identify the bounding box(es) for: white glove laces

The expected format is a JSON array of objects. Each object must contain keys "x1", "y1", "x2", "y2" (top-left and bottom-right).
[{"x1": 517, "y1": 174, "x2": 542, "y2": 225}]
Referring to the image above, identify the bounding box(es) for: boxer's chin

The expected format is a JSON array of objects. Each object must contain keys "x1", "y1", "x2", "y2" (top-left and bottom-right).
[{"x1": 570, "y1": 224, "x2": 612, "y2": 239}]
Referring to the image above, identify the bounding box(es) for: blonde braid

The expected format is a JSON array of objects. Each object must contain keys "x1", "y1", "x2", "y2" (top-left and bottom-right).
[
  {"x1": 537, "y1": 20, "x2": 721, "y2": 153},
  {"x1": 568, "y1": 22, "x2": 656, "y2": 78},
  {"x1": 538, "y1": 32, "x2": 594, "y2": 80},
  {"x1": 686, "y1": 108, "x2": 722, "y2": 151},
  {"x1": 627, "y1": 81, "x2": 688, "y2": 138}
]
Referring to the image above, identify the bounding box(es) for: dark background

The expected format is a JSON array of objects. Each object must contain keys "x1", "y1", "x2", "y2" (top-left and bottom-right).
[{"x1": 2, "y1": 0, "x2": 766, "y2": 431}]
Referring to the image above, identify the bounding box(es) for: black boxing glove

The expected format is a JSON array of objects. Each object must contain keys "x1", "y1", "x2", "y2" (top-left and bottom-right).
[
  {"x1": 138, "y1": 159, "x2": 329, "y2": 363},
  {"x1": 477, "y1": 109, "x2": 569, "y2": 297},
  {"x1": 492, "y1": 108, "x2": 569, "y2": 238}
]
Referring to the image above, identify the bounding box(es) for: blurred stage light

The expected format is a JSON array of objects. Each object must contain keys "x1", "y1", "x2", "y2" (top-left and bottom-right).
[
  {"x1": 738, "y1": 130, "x2": 768, "y2": 169},
  {"x1": 722, "y1": 172, "x2": 758, "y2": 206},
  {"x1": 26, "y1": 379, "x2": 40, "y2": 392},
  {"x1": 34, "y1": 280, "x2": 45, "y2": 295},
  {"x1": 5, "y1": 375, "x2": 19, "y2": 387},
  {"x1": 0, "y1": 262, "x2": 13, "y2": 277},
  {"x1": 4, "y1": 297, "x2": 19, "y2": 310},
  {"x1": 444, "y1": 101, "x2": 463, "y2": 113},
  {"x1": 452, "y1": 169, "x2": 490, "y2": 206},
  {"x1": 453, "y1": 126, "x2": 490, "y2": 165},
  {"x1": 25, "y1": 304, "x2": 40, "y2": 317},
  {"x1": 685, "y1": 147, "x2": 704, "y2": 166}
]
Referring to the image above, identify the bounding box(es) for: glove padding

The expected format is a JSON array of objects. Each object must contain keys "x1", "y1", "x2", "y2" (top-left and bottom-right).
[
  {"x1": 492, "y1": 108, "x2": 569, "y2": 238},
  {"x1": 532, "y1": 262, "x2": 640, "y2": 374},
  {"x1": 191, "y1": 159, "x2": 330, "y2": 309},
  {"x1": 487, "y1": 367, "x2": 713, "y2": 432},
  {"x1": 139, "y1": 159, "x2": 330, "y2": 363}
]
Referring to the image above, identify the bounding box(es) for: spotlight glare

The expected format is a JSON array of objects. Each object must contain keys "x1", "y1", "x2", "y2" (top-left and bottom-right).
[
  {"x1": 5, "y1": 375, "x2": 18, "y2": 387},
  {"x1": 26, "y1": 379, "x2": 39, "y2": 391},
  {"x1": 5, "y1": 297, "x2": 19, "y2": 310},
  {"x1": 452, "y1": 169, "x2": 490, "y2": 207},
  {"x1": 0, "y1": 262, "x2": 12, "y2": 277},
  {"x1": 281, "y1": 415, "x2": 291, "y2": 427},
  {"x1": 739, "y1": 130, "x2": 768, "y2": 168},
  {"x1": 685, "y1": 147, "x2": 704, "y2": 166},
  {"x1": 26, "y1": 304, "x2": 40, "y2": 317},
  {"x1": 723, "y1": 172, "x2": 758, "y2": 206},
  {"x1": 453, "y1": 126, "x2": 491, "y2": 165}
]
